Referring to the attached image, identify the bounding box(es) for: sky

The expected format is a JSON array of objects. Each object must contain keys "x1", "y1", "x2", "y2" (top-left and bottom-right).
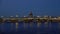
[{"x1": 0, "y1": 0, "x2": 60, "y2": 17}]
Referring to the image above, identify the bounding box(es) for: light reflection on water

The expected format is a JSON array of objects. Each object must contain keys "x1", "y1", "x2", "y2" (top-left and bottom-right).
[{"x1": 0, "y1": 22, "x2": 60, "y2": 34}]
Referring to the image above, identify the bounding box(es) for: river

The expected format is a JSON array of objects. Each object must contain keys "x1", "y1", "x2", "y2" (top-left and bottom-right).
[{"x1": 0, "y1": 22, "x2": 60, "y2": 34}]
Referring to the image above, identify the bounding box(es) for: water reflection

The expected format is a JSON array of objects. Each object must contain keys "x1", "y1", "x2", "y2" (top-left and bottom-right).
[
  {"x1": 37, "y1": 23, "x2": 41, "y2": 28},
  {"x1": 1, "y1": 23, "x2": 4, "y2": 32},
  {"x1": 16, "y1": 22, "x2": 18, "y2": 31},
  {"x1": 24, "y1": 23, "x2": 28, "y2": 29},
  {"x1": 11, "y1": 23, "x2": 13, "y2": 31},
  {"x1": 0, "y1": 22, "x2": 60, "y2": 34},
  {"x1": 58, "y1": 23, "x2": 60, "y2": 29}
]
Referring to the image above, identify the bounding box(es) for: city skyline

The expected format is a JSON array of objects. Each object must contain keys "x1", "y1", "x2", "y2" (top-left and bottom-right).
[{"x1": 0, "y1": 11, "x2": 60, "y2": 18}]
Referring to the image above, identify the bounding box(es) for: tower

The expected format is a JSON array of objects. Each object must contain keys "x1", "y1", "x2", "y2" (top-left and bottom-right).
[
  {"x1": 16, "y1": 14, "x2": 19, "y2": 17},
  {"x1": 16, "y1": 12, "x2": 19, "y2": 18},
  {"x1": 28, "y1": 10, "x2": 33, "y2": 17}
]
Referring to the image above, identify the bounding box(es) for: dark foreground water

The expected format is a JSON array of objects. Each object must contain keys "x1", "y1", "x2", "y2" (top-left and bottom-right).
[{"x1": 0, "y1": 22, "x2": 60, "y2": 34}]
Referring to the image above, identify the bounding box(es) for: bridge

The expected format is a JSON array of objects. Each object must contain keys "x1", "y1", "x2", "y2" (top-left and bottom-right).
[{"x1": 0, "y1": 17, "x2": 60, "y2": 23}]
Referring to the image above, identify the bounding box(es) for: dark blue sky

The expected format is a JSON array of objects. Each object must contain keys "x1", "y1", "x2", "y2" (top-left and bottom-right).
[{"x1": 0, "y1": 0, "x2": 60, "y2": 17}]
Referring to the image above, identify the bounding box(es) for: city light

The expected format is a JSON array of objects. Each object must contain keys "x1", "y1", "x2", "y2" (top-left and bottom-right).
[{"x1": 0, "y1": 11, "x2": 60, "y2": 23}]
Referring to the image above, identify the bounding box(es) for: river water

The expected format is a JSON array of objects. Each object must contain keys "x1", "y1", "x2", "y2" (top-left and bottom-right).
[{"x1": 0, "y1": 22, "x2": 60, "y2": 34}]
